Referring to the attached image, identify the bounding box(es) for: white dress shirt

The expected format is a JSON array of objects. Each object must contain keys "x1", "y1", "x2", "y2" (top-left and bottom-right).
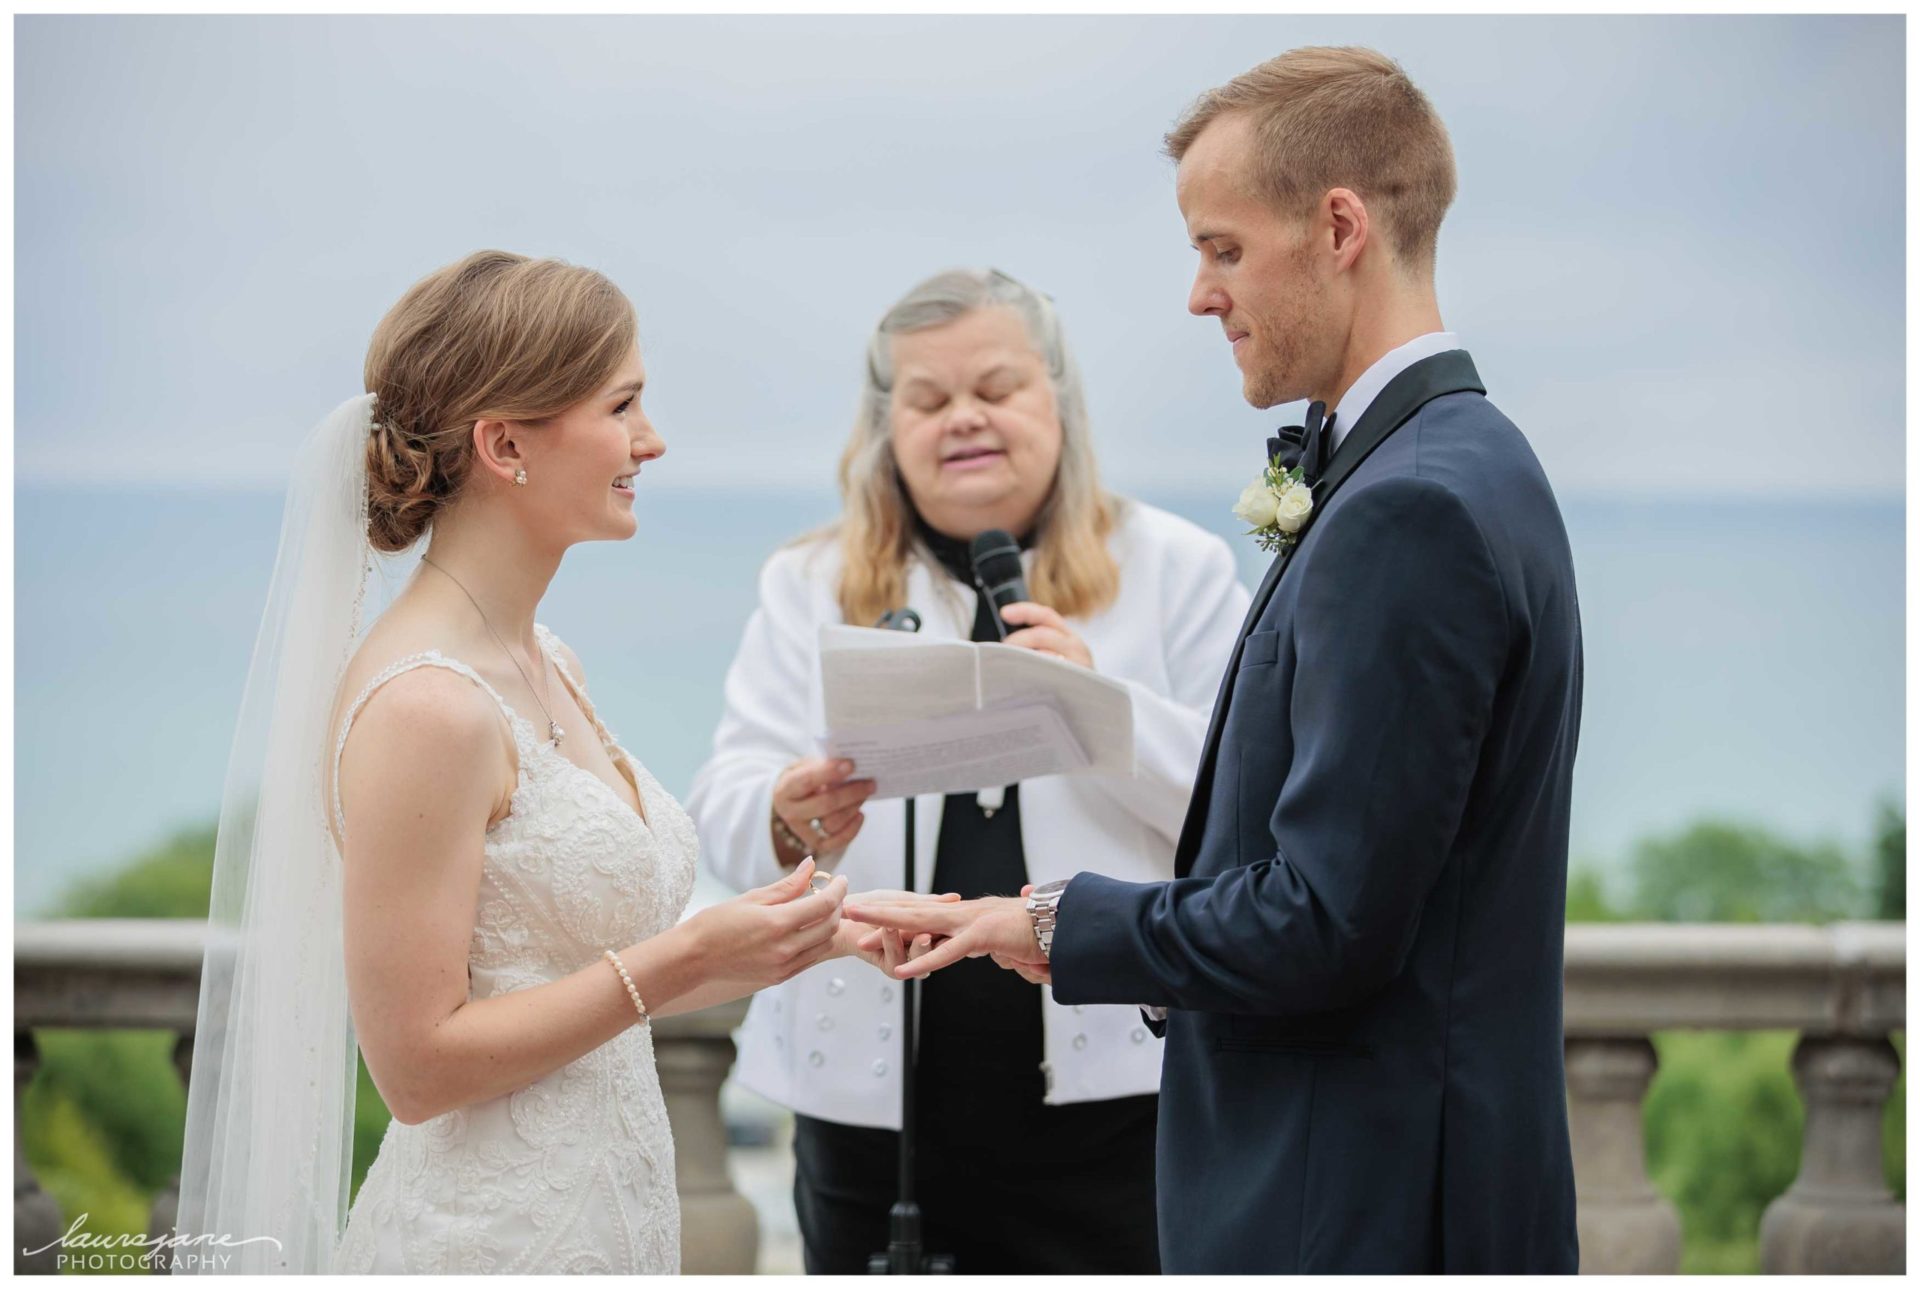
[{"x1": 1328, "y1": 330, "x2": 1461, "y2": 455}]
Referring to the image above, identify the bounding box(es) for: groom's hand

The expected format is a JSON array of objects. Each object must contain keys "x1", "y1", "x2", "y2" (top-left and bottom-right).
[
  {"x1": 835, "y1": 889, "x2": 960, "y2": 973},
  {"x1": 989, "y1": 952, "x2": 1053, "y2": 986},
  {"x1": 843, "y1": 894, "x2": 1037, "y2": 979},
  {"x1": 991, "y1": 883, "x2": 1052, "y2": 984}
]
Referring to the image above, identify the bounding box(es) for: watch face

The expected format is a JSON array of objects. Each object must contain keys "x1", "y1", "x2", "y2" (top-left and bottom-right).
[{"x1": 1034, "y1": 878, "x2": 1070, "y2": 897}]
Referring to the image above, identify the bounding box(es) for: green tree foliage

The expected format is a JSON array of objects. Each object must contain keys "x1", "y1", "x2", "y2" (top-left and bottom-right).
[
  {"x1": 55, "y1": 823, "x2": 217, "y2": 920},
  {"x1": 1564, "y1": 866, "x2": 1624, "y2": 923},
  {"x1": 1645, "y1": 1031, "x2": 1804, "y2": 1273},
  {"x1": 18, "y1": 1076, "x2": 154, "y2": 1275},
  {"x1": 1873, "y1": 801, "x2": 1905, "y2": 920},
  {"x1": 1625, "y1": 819, "x2": 1866, "y2": 924}
]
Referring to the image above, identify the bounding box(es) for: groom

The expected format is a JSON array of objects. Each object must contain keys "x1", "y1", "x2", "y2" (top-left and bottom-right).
[{"x1": 847, "y1": 46, "x2": 1582, "y2": 1274}]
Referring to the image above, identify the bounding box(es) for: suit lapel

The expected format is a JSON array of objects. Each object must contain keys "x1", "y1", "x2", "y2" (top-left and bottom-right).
[{"x1": 1172, "y1": 349, "x2": 1488, "y2": 877}]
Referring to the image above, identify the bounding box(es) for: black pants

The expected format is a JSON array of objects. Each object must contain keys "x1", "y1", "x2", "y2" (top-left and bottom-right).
[{"x1": 791, "y1": 1091, "x2": 1161, "y2": 1275}]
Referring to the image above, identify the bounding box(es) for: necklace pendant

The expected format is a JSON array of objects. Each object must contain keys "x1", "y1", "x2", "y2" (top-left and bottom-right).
[{"x1": 550, "y1": 722, "x2": 564, "y2": 747}]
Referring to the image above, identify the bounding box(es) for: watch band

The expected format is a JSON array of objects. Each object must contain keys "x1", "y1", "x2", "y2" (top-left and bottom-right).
[{"x1": 1026, "y1": 878, "x2": 1070, "y2": 960}]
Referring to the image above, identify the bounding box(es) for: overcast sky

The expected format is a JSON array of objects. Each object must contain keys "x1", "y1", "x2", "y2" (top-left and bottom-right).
[{"x1": 15, "y1": 14, "x2": 1905, "y2": 499}]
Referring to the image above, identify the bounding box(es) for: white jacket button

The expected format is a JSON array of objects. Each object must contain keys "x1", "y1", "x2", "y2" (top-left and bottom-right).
[
  {"x1": 827, "y1": 977, "x2": 846, "y2": 996},
  {"x1": 808, "y1": 1050, "x2": 825, "y2": 1067},
  {"x1": 1132, "y1": 1028, "x2": 1148, "y2": 1044},
  {"x1": 872, "y1": 1060, "x2": 888, "y2": 1077},
  {"x1": 1072, "y1": 1034, "x2": 1088, "y2": 1050},
  {"x1": 878, "y1": 1024, "x2": 893, "y2": 1040},
  {"x1": 816, "y1": 1014, "x2": 834, "y2": 1031}
]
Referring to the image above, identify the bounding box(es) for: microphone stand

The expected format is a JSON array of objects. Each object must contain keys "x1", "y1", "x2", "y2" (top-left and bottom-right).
[{"x1": 865, "y1": 608, "x2": 953, "y2": 1275}]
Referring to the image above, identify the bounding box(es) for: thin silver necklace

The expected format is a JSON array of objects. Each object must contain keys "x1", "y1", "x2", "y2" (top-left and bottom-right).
[{"x1": 419, "y1": 555, "x2": 564, "y2": 748}]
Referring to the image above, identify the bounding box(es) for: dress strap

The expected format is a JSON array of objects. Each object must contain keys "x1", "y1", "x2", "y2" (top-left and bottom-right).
[
  {"x1": 330, "y1": 651, "x2": 522, "y2": 841},
  {"x1": 534, "y1": 623, "x2": 621, "y2": 754}
]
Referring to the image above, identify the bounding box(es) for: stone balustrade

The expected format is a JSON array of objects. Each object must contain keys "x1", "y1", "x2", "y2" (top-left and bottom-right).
[
  {"x1": 1565, "y1": 921, "x2": 1905, "y2": 1274},
  {"x1": 13, "y1": 920, "x2": 753, "y2": 1275},
  {"x1": 13, "y1": 919, "x2": 1907, "y2": 1275}
]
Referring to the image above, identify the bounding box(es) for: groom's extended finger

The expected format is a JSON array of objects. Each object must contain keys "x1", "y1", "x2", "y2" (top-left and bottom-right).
[
  {"x1": 852, "y1": 889, "x2": 963, "y2": 904},
  {"x1": 842, "y1": 901, "x2": 970, "y2": 935}
]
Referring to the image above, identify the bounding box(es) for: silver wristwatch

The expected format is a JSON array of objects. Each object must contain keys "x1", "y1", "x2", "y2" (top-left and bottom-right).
[{"x1": 1026, "y1": 879, "x2": 1070, "y2": 959}]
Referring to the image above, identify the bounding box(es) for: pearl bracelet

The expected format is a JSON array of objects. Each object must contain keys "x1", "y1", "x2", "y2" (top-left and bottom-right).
[{"x1": 603, "y1": 949, "x2": 650, "y2": 1025}]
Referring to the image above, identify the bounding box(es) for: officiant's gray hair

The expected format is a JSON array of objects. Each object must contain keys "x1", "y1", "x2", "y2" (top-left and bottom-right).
[
  {"x1": 1165, "y1": 46, "x2": 1456, "y2": 276},
  {"x1": 830, "y1": 267, "x2": 1119, "y2": 629}
]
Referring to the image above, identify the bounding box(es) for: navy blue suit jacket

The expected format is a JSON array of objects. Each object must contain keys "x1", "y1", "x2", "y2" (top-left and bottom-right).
[{"x1": 1051, "y1": 352, "x2": 1582, "y2": 1273}]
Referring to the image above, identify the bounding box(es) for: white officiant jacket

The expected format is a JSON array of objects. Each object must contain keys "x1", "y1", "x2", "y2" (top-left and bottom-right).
[{"x1": 686, "y1": 499, "x2": 1250, "y2": 1128}]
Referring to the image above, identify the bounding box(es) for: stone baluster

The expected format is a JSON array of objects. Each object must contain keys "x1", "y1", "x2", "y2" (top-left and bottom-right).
[
  {"x1": 144, "y1": 1032, "x2": 194, "y2": 1273},
  {"x1": 1564, "y1": 1036, "x2": 1681, "y2": 1274},
  {"x1": 654, "y1": 1002, "x2": 758, "y2": 1275},
  {"x1": 1759, "y1": 1035, "x2": 1905, "y2": 1273},
  {"x1": 16, "y1": 1030, "x2": 65, "y2": 1274}
]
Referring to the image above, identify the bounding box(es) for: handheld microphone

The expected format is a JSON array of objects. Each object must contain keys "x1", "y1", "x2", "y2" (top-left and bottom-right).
[{"x1": 967, "y1": 530, "x2": 1028, "y2": 641}]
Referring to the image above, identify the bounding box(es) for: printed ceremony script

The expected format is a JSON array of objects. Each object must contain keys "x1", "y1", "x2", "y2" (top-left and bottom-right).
[{"x1": 816, "y1": 624, "x2": 1135, "y2": 799}]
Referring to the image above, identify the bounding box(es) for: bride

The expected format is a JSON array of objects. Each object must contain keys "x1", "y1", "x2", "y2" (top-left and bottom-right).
[{"x1": 173, "y1": 251, "x2": 929, "y2": 1274}]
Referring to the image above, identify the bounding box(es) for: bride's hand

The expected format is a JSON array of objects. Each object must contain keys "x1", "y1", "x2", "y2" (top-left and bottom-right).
[{"x1": 682, "y1": 858, "x2": 848, "y2": 989}]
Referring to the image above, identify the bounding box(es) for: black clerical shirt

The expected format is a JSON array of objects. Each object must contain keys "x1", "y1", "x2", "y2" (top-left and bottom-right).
[{"x1": 910, "y1": 517, "x2": 1046, "y2": 1089}]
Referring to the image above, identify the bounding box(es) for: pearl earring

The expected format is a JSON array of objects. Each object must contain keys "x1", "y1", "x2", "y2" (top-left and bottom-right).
[{"x1": 513, "y1": 469, "x2": 528, "y2": 487}]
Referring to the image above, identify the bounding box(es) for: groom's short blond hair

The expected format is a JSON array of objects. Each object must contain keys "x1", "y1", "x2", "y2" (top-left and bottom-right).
[{"x1": 1166, "y1": 47, "x2": 1456, "y2": 277}]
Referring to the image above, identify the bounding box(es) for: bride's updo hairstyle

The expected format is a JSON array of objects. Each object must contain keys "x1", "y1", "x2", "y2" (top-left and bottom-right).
[{"x1": 362, "y1": 250, "x2": 638, "y2": 552}]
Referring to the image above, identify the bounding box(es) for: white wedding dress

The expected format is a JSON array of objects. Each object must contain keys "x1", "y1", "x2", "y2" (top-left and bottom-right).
[{"x1": 329, "y1": 624, "x2": 698, "y2": 1274}]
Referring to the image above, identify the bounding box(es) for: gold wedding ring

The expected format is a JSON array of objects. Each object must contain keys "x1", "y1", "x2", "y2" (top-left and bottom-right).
[{"x1": 808, "y1": 872, "x2": 833, "y2": 894}]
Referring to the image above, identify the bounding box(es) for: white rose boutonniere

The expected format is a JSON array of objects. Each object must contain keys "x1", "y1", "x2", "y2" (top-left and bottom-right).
[
  {"x1": 1236, "y1": 452, "x2": 1316, "y2": 554},
  {"x1": 1232, "y1": 479, "x2": 1279, "y2": 529},
  {"x1": 1273, "y1": 481, "x2": 1314, "y2": 534}
]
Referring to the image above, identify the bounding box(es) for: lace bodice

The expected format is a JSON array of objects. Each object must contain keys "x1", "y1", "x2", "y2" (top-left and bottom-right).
[{"x1": 329, "y1": 624, "x2": 697, "y2": 1274}]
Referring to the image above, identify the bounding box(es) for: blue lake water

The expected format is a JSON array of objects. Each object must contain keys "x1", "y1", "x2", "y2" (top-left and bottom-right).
[{"x1": 13, "y1": 485, "x2": 1903, "y2": 916}]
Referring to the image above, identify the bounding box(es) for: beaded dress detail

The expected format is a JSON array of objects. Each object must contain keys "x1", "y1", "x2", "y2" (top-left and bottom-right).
[{"x1": 329, "y1": 625, "x2": 697, "y2": 1274}]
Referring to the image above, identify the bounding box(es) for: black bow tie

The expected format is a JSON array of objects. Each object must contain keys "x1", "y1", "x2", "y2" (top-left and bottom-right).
[{"x1": 1266, "y1": 401, "x2": 1336, "y2": 484}]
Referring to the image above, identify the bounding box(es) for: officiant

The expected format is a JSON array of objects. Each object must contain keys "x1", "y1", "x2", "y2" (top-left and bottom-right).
[{"x1": 687, "y1": 267, "x2": 1249, "y2": 1273}]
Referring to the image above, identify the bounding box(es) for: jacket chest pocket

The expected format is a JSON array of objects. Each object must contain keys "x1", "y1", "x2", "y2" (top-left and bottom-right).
[{"x1": 1238, "y1": 628, "x2": 1281, "y2": 670}]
